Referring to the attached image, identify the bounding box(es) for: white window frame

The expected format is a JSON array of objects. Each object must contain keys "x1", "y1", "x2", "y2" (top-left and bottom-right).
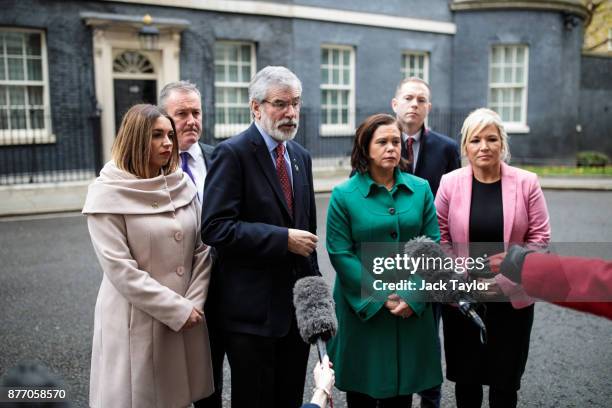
[
  {"x1": 0, "y1": 28, "x2": 54, "y2": 145},
  {"x1": 488, "y1": 44, "x2": 530, "y2": 134},
  {"x1": 320, "y1": 44, "x2": 355, "y2": 137},
  {"x1": 401, "y1": 51, "x2": 429, "y2": 82},
  {"x1": 214, "y1": 41, "x2": 256, "y2": 139}
]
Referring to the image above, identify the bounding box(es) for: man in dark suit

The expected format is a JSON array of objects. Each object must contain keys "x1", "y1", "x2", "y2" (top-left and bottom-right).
[
  {"x1": 160, "y1": 81, "x2": 214, "y2": 200},
  {"x1": 392, "y1": 77, "x2": 460, "y2": 408},
  {"x1": 391, "y1": 77, "x2": 460, "y2": 197},
  {"x1": 159, "y1": 81, "x2": 220, "y2": 408},
  {"x1": 202, "y1": 66, "x2": 320, "y2": 408}
]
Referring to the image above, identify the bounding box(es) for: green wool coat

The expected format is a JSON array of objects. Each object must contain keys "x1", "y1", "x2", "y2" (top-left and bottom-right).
[{"x1": 326, "y1": 169, "x2": 442, "y2": 398}]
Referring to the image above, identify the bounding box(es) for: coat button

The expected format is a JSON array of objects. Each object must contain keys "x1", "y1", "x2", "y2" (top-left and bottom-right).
[
  {"x1": 174, "y1": 231, "x2": 183, "y2": 241},
  {"x1": 390, "y1": 231, "x2": 398, "y2": 239},
  {"x1": 152, "y1": 201, "x2": 159, "y2": 209},
  {"x1": 389, "y1": 208, "x2": 395, "y2": 215},
  {"x1": 176, "y1": 266, "x2": 185, "y2": 276}
]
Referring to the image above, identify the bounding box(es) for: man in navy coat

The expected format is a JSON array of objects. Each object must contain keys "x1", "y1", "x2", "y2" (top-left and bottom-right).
[
  {"x1": 202, "y1": 66, "x2": 319, "y2": 408},
  {"x1": 391, "y1": 77, "x2": 460, "y2": 408},
  {"x1": 391, "y1": 77, "x2": 460, "y2": 197}
]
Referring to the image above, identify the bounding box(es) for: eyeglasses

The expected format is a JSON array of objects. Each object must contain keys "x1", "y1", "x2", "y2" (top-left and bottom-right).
[{"x1": 262, "y1": 98, "x2": 302, "y2": 111}]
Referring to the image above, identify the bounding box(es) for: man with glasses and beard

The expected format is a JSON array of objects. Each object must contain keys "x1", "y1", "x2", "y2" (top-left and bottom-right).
[{"x1": 202, "y1": 66, "x2": 320, "y2": 408}]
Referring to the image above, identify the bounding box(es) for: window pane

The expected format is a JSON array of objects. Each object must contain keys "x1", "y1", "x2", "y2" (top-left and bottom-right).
[
  {"x1": 516, "y1": 47, "x2": 525, "y2": 63},
  {"x1": 343, "y1": 50, "x2": 350, "y2": 65},
  {"x1": 512, "y1": 107, "x2": 521, "y2": 122},
  {"x1": 241, "y1": 45, "x2": 251, "y2": 62},
  {"x1": 321, "y1": 67, "x2": 329, "y2": 84},
  {"x1": 515, "y1": 67, "x2": 523, "y2": 83},
  {"x1": 229, "y1": 45, "x2": 238, "y2": 62},
  {"x1": 332, "y1": 50, "x2": 339, "y2": 65},
  {"x1": 0, "y1": 86, "x2": 5, "y2": 105},
  {"x1": 229, "y1": 65, "x2": 238, "y2": 82},
  {"x1": 321, "y1": 90, "x2": 328, "y2": 105},
  {"x1": 228, "y1": 108, "x2": 240, "y2": 124},
  {"x1": 501, "y1": 107, "x2": 511, "y2": 122},
  {"x1": 502, "y1": 89, "x2": 511, "y2": 103},
  {"x1": 5, "y1": 33, "x2": 23, "y2": 55},
  {"x1": 491, "y1": 67, "x2": 501, "y2": 83},
  {"x1": 228, "y1": 88, "x2": 237, "y2": 103},
  {"x1": 241, "y1": 66, "x2": 250, "y2": 82},
  {"x1": 341, "y1": 90, "x2": 349, "y2": 105},
  {"x1": 513, "y1": 88, "x2": 522, "y2": 102},
  {"x1": 216, "y1": 89, "x2": 225, "y2": 103},
  {"x1": 0, "y1": 56, "x2": 5, "y2": 80},
  {"x1": 332, "y1": 68, "x2": 339, "y2": 84},
  {"x1": 27, "y1": 58, "x2": 42, "y2": 81},
  {"x1": 215, "y1": 64, "x2": 225, "y2": 82},
  {"x1": 238, "y1": 88, "x2": 248, "y2": 103},
  {"x1": 343, "y1": 68, "x2": 350, "y2": 85},
  {"x1": 10, "y1": 108, "x2": 26, "y2": 129},
  {"x1": 239, "y1": 107, "x2": 250, "y2": 123},
  {"x1": 331, "y1": 90, "x2": 338, "y2": 105},
  {"x1": 27, "y1": 86, "x2": 43, "y2": 105},
  {"x1": 504, "y1": 47, "x2": 513, "y2": 63},
  {"x1": 331, "y1": 108, "x2": 338, "y2": 124},
  {"x1": 0, "y1": 109, "x2": 7, "y2": 129},
  {"x1": 30, "y1": 108, "x2": 44, "y2": 129},
  {"x1": 341, "y1": 108, "x2": 348, "y2": 124},
  {"x1": 215, "y1": 107, "x2": 224, "y2": 124},
  {"x1": 25, "y1": 33, "x2": 41, "y2": 56},
  {"x1": 8, "y1": 86, "x2": 25, "y2": 105},
  {"x1": 504, "y1": 67, "x2": 512, "y2": 83},
  {"x1": 8, "y1": 57, "x2": 24, "y2": 80}
]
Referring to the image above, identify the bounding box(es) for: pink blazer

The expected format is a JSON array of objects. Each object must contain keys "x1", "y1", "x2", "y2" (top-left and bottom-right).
[{"x1": 435, "y1": 162, "x2": 551, "y2": 308}]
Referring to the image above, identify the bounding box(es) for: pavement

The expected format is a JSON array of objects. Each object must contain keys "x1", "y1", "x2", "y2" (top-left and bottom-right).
[
  {"x1": 0, "y1": 167, "x2": 611, "y2": 216},
  {"x1": 1, "y1": 191, "x2": 611, "y2": 407}
]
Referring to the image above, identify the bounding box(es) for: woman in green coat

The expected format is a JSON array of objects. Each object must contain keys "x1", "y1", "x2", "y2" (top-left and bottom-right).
[{"x1": 326, "y1": 114, "x2": 442, "y2": 407}]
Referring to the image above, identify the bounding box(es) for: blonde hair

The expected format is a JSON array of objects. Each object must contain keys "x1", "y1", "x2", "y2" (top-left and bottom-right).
[
  {"x1": 460, "y1": 108, "x2": 510, "y2": 162},
  {"x1": 111, "y1": 104, "x2": 179, "y2": 178}
]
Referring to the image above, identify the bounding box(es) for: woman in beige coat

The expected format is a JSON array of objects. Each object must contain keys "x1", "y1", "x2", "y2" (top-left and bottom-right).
[{"x1": 83, "y1": 104, "x2": 214, "y2": 408}]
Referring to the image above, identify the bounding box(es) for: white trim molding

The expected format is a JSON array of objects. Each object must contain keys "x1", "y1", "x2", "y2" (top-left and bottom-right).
[
  {"x1": 82, "y1": 13, "x2": 186, "y2": 162},
  {"x1": 451, "y1": 0, "x2": 588, "y2": 20},
  {"x1": 100, "y1": 0, "x2": 456, "y2": 35}
]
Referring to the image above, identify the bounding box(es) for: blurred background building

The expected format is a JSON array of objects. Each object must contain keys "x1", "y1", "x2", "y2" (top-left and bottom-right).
[{"x1": 0, "y1": 0, "x2": 610, "y2": 187}]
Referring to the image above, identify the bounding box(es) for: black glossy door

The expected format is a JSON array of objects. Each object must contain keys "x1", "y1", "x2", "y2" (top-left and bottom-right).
[{"x1": 114, "y1": 79, "x2": 157, "y2": 133}]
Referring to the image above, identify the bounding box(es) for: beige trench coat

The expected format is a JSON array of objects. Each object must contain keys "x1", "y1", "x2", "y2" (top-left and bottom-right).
[{"x1": 83, "y1": 162, "x2": 214, "y2": 408}]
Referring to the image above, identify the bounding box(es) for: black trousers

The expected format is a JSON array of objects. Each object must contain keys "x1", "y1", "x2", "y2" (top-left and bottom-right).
[
  {"x1": 346, "y1": 391, "x2": 413, "y2": 408},
  {"x1": 224, "y1": 320, "x2": 310, "y2": 408},
  {"x1": 194, "y1": 311, "x2": 225, "y2": 408},
  {"x1": 455, "y1": 383, "x2": 518, "y2": 408}
]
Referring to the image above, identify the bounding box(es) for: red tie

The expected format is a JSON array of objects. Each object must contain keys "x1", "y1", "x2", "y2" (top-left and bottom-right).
[
  {"x1": 406, "y1": 137, "x2": 415, "y2": 169},
  {"x1": 275, "y1": 143, "x2": 293, "y2": 214}
]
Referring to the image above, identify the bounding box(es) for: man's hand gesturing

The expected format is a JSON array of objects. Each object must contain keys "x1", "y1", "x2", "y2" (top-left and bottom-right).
[{"x1": 288, "y1": 228, "x2": 318, "y2": 257}]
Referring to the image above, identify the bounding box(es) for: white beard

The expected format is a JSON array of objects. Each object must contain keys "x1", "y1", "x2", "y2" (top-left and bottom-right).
[{"x1": 259, "y1": 110, "x2": 299, "y2": 142}]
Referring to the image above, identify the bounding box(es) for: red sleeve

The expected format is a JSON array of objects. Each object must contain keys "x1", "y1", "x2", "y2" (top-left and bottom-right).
[{"x1": 522, "y1": 253, "x2": 612, "y2": 319}]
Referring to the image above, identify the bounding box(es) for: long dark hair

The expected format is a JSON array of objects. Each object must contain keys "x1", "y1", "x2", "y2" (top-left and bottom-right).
[{"x1": 351, "y1": 113, "x2": 408, "y2": 174}]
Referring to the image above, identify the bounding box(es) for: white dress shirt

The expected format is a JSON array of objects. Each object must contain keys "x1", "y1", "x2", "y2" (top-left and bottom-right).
[
  {"x1": 402, "y1": 129, "x2": 422, "y2": 173},
  {"x1": 180, "y1": 142, "x2": 207, "y2": 202}
]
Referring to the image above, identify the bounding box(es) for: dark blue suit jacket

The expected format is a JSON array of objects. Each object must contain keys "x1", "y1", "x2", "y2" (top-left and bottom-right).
[
  {"x1": 403, "y1": 127, "x2": 460, "y2": 197},
  {"x1": 201, "y1": 123, "x2": 320, "y2": 337}
]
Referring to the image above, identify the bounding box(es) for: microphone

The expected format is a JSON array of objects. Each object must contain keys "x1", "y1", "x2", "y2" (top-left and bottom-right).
[
  {"x1": 293, "y1": 276, "x2": 338, "y2": 362},
  {"x1": 403, "y1": 236, "x2": 487, "y2": 344}
]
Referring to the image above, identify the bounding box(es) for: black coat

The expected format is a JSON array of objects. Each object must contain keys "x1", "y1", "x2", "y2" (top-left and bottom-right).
[
  {"x1": 201, "y1": 123, "x2": 320, "y2": 337},
  {"x1": 402, "y1": 127, "x2": 461, "y2": 197}
]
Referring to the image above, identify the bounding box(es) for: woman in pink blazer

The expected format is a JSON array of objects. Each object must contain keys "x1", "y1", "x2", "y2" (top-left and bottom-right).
[{"x1": 434, "y1": 108, "x2": 550, "y2": 408}]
